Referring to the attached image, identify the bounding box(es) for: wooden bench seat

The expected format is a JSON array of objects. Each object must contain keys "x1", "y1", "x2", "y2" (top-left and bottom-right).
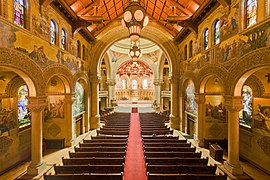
[
  {"x1": 74, "y1": 147, "x2": 126, "y2": 152},
  {"x1": 69, "y1": 151, "x2": 125, "y2": 158},
  {"x1": 143, "y1": 139, "x2": 186, "y2": 143},
  {"x1": 54, "y1": 164, "x2": 124, "y2": 174},
  {"x1": 91, "y1": 136, "x2": 128, "y2": 139},
  {"x1": 142, "y1": 135, "x2": 179, "y2": 139},
  {"x1": 143, "y1": 142, "x2": 191, "y2": 147},
  {"x1": 97, "y1": 130, "x2": 129, "y2": 135},
  {"x1": 144, "y1": 147, "x2": 196, "y2": 152},
  {"x1": 79, "y1": 142, "x2": 127, "y2": 147},
  {"x1": 147, "y1": 173, "x2": 227, "y2": 180},
  {"x1": 144, "y1": 151, "x2": 202, "y2": 158},
  {"x1": 84, "y1": 139, "x2": 127, "y2": 143},
  {"x1": 141, "y1": 130, "x2": 173, "y2": 135},
  {"x1": 44, "y1": 173, "x2": 123, "y2": 180},
  {"x1": 62, "y1": 157, "x2": 125, "y2": 165},
  {"x1": 145, "y1": 157, "x2": 208, "y2": 165},
  {"x1": 146, "y1": 164, "x2": 216, "y2": 174}
]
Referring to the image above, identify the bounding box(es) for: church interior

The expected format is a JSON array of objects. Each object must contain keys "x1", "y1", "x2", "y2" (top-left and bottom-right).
[{"x1": 0, "y1": 0, "x2": 270, "y2": 179}]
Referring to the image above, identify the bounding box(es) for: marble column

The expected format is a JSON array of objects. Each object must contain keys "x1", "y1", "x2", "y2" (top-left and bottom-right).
[
  {"x1": 27, "y1": 96, "x2": 47, "y2": 176},
  {"x1": 195, "y1": 93, "x2": 206, "y2": 147},
  {"x1": 106, "y1": 79, "x2": 116, "y2": 106},
  {"x1": 169, "y1": 76, "x2": 180, "y2": 130},
  {"x1": 90, "y1": 75, "x2": 101, "y2": 129},
  {"x1": 64, "y1": 94, "x2": 76, "y2": 146},
  {"x1": 224, "y1": 96, "x2": 243, "y2": 175},
  {"x1": 153, "y1": 79, "x2": 163, "y2": 110}
]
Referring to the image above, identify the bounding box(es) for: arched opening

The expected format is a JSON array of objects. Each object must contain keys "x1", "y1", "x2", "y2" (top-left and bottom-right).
[{"x1": 73, "y1": 82, "x2": 85, "y2": 137}]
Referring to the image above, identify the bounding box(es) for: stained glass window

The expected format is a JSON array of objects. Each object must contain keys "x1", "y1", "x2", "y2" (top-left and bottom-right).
[
  {"x1": 14, "y1": 0, "x2": 25, "y2": 28},
  {"x1": 50, "y1": 20, "x2": 57, "y2": 45},
  {"x1": 132, "y1": 80, "x2": 137, "y2": 89},
  {"x1": 246, "y1": 0, "x2": 257, "y2": 28},
  {"x1": 214, "y1": 20, "x2": 220, "y2": 45},
  {"x1": 143, "y1": 79, "x2": 148, "y2": 89},
  {"x1": 61, "y1": 28, "x2": 67, "y2": 50},
  {"x1": 204, "y1": 28, "x2": 209, "y2": 50},
  {"x1": 122, "y1": 79, "x2": 127, "y2": 89},
  {"x1": 18, "y1": 85, "x2": 31, "y2": 128},
  {"x1": 184, "y1": 45, "x2": 188, "y2": 60},
  {"x1": 82, "y1": 44, "x2": 85, "y2": 60},
  {"x1": 189, "y1": 40, "x2": 193, "y2": 57},
  {"x1": 239, "y1": 85, "x2": 253, "y2": 128},
  {"x1": 77, "y1": 40, "x2": 81, "y2": 58}
]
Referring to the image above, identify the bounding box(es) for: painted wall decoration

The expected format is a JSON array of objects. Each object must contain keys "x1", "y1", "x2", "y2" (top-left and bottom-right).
[
  {"x1": 185, "y1": 82, "x2": 197, "y2": 115},
  {"x1": 205, "y1": 95, "x2": 226, "y2": 123},
  {"x1": 0, "y1": 103, "x2": 16, "y2": 135},
  {"x1": 47, "y1": 123, "x2": 61, "y2": 137},
  {"x1": 239, "y1": 85, "x2": 253, "y2": 127},
  {"x1": 44, "y1": 96, "x2": 64, "y2": 120},
  {"x1": 220, "y1": 5, "x2": 238, "y2": 41},
  {"x1": 72, "y1": 82, "x2": 85, "y2": 116},
  {"x1": 253, "y1": 98, "x2": 270, "y2": 133},
  {"x1": 17, "y1": 85, "x2": 31, "y2": 128},
  {"x1": 0, "y1": 21, "x2": 17, "y2": 48},
  {"x1": 32, "y1": 11, "x2": 50, "y2": 41}
]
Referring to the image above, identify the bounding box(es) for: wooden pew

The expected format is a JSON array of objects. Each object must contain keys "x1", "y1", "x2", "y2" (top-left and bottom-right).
[
  {"x1": 97, "y1": 130, "x2": 129, "y2": 135},
  {"x1": 54, "y1": 164, "x2": 124, "y2": 174},
  {"x1": 144, "y1": 147, "x2": 196, "y2": 152},
  {"x1": 84, "y1": 139, "x2": 127, "y2": 143},
  {"x1": 144, "y1": 151, "x2": 202, "y2": 158},
  {"x1": 145, "y1": 157, "x2": 208, "y2": 165},
  {"x1": 91, "y1": 136, "x2": 128, "y2": 139},
  {"x1": 143, "y1": 142, "x2": 191, "y2": 147},
  {"x1": 74, "y1": 147, "x2": 126, "y2": 152},
  {"x1": 142, "y1": 135, "x2": 179, "y2": 139},
  {"x1": 62, "y1": 157, "x2": 125, "y2": 165},
  {"x1": 141, "y1": 130, "x2": 173, "y2": 135},
  {"x1": 146, "y1": 164, "x2": 217, "y2": 174},
  {"x1": 79, "y1": 142, "x2": 127, "y2": 147},
  {"x1": 142, "y1": 139, "x2": 187, "y2": 143},
  {"x1": 147, "y1": 173, "x2": 227, "y2": 180},
  {"x1": 69, "y1": 151, "x2": 125, "y2": 158},
  {"x1": 44, "y1": 173, "x2": 123, "y2": 180}
]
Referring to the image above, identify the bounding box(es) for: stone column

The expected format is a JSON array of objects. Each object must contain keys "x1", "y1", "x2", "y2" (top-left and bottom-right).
[
  {"x1": 106, "y1": 79, "x2": 116, "y2": 106},
  {"x1": 27, "y1": 96, "x2": 46, "y2": 176},
  {"x1": 64, "y1": 94, "x2": 75, "y2": 146},
  {"x1": 84, "y1": 91, "x2": 90, "y2": 133},
  {"x1": 224, "y1": 96, "x2": 243, "y2": 175},
  {"x1": 195, "y1": 93, "x2": 206, "y2": 147},
  {"x1": 169, "y1": 76, "x2": 180, "y2": 129},
  {"x1": 90, "y1": 75, "x2": 101, "y2": 129},
  {"x1": 153, "y1": 79, "x2": 163, "y2": 109}
]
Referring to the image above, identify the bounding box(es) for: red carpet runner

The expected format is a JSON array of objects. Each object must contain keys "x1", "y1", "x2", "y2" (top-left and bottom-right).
[{"x1": 124, "y1": 108, "x2": 147, "y2": 180}]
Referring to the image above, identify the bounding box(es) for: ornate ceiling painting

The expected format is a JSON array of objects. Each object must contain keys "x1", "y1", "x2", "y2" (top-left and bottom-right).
[
  {"x1": 53, "y1": 0, "x2": 216, "y2": 42},
  {"x1": 117, "y1": 60, "x2": 153, "y2": 77}
]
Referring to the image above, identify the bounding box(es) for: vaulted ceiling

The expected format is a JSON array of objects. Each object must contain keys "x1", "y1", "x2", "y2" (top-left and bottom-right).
[{"x1": 48, "y1": 0, "x2": 227, "y2": 42}]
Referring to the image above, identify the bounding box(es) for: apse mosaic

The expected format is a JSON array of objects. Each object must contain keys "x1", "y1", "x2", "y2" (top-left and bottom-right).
[
  {"x1": 17, "y1": 85, "x2": 31, "y2": 128},
  {"x1": 72, "y1": 82, "x2": 85, "y2": 116},
  {"x1": 205, "y1": 96, "x2": 226, "y2": 123},
  {"x1": 239, "y1": 85, "x2": 253, "y2": 127}
]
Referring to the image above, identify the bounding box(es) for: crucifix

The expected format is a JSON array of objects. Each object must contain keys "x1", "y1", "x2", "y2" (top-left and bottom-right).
[{"x1": 265, "y1": 73, "x2": 270, "y2": 83}]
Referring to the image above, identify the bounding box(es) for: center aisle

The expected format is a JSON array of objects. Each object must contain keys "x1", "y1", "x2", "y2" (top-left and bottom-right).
[{"x1": 124, "y1": 108, "x2": 147, "y2": 180}]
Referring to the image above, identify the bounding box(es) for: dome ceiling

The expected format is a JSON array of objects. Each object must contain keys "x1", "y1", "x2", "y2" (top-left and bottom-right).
[{"x1": 117, "y1": 60, "x2": 153, "y2": 77}]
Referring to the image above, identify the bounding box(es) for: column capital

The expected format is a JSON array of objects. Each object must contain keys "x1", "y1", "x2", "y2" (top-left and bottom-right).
[
  {"x1": 106, "y1": 79, "x2": 116, "y2": 86},
  {"x1": 64, "y1": 94, "x2": 76, "y2": 104},
  {"x1": 153, "y1": 79, "x2": 164, "y2": 86},
  {"x1": 195, "y1": 93, "x2": 206, "y2": 104},
  {"x1": 224, "y1": 95, "x2": 243, "y2": 112},
  {"x1": 27, "y1": 96, "x2": 47, "y2": 112},
  {"x1": 89, "y1": 74, "x2": 101, "y2": 84}
]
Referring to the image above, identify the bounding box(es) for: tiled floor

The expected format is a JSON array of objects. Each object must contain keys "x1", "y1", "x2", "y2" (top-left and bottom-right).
[{"x1": 1, "y1": 118, "x2": 270, "y2": 180}]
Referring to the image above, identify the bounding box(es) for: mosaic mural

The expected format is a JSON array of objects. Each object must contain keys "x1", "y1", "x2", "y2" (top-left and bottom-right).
[
  {"x1": 253, "y1": 98, "x2": 270, "y2": 133},
  {"x1": 205, "y1": 96, "x2": 226, "y2": 123},
  {"x1": 0, "y1": 101, "x2": 16, "y2": 136},
  {"x1": 72, "y1": 82, "x2": 85, "y2": 116},
  {"x1": 44, "y1": 96, "x2": 65, "y2": 121}
]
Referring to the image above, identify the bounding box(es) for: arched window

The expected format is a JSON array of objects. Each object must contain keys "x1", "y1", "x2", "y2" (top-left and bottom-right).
[
  {"x1": 203, "y1": 28, "x2": 209, "y2": 50},
  {"x1": 184, "y1": 45, "x2": 188, "y2": 60},
  {"x1": 122, "y1": 79, "x2": 127, "y2": 89},
  {"x1": 189, "y1": 40, "x2": 193, "y2": 58},
  {"x1": 246, "y1": 0, "x2": 257, "y2": 28},
  {"x1": 18, "y1": 85, "x2": 31, "y2": 128},
  {"x1": 132, "y1": 80, "x2": 137, "y2": 89},
  {"x1": 82, "y1": 44, "x2": 85, "y2": 60},
  {"x1": 50, "y1": 19, "x2": 57, "y2": 45},
  {"x1": 239, "y1": 85, "x2": 253, "y2": 128},
  {"x1": 77, "y1": 40, "x2": 81, "y2": 58},
  {"x1": 61, "y1": 28, "x2": 67, "y2": 50},
  {"x1": 14, "y1": 0, "x2": 26, "y2": 28},
  {"x1": 143, "y1": 79, "x2": 148, "y2": 89},
  {"x1": 213, "y1": 20, "x2": 220, "y2": 45}
]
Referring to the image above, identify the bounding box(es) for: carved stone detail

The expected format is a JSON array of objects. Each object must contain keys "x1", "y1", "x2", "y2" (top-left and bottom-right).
[
  {"x1": 5, "y1": 76, "x2": 25, "y2": 97},
  {"x1": 209, "y1": 123, "x2": 223, "y2": 137},
  {"x1": 106, "y1": 79, "x2": 116, "y2": 86},
  {"x1": 47, "y1": 123, "x2": 61, "y2": 137},
  {"x1": 153, "y1": 79, "x2": 164, "y2": 86},
  {"x1": 0, "y1": 136, "x2": 13, "y2": 154},
  {"x1": 257, "y1": 136, "x2": 270, "y2": 157},
  {"x1": 245, "y1": 75, "x2": 265, "y2": 97},
  {"x1": 224, "y1": 96, "x2": 243, "y2": 112},
  {"x1": 27, "y1": 96, "x2": 47, "y2": 112},
  {"x1": 195, "y1": 94, "x2": 206, "y2": 104}
]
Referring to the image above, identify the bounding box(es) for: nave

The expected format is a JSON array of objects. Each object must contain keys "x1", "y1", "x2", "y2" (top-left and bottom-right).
[{"x1": 2, "y1": 111, "x2": 269, "y2": 180}]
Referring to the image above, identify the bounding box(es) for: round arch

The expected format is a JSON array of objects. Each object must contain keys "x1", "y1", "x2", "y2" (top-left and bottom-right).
[
  {"x1": 90, "y1": 22, "x2": 178, "y2": 76},
  {"x1": 227, "y1": 48, "x2": 270, "y2": 96},
  {"x1": 181, "y1": 71, "x2": 197, "y2": 93},
  {"x1": 0, "y1": 47, "x2": 43, "y2": 96},
  {"x1": 42, "y1": 64, "x2": 74, "y2": 94}
]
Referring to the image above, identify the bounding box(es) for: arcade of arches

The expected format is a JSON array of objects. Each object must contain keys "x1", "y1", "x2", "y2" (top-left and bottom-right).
[{"x1": 0, "y1": 0, "x2": 270, "y2": 179}]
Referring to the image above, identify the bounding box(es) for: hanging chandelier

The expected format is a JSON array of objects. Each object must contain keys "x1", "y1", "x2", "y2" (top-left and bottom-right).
[
  {"x1": 122, "y1": 0, "x2": 149, "y2": 42},
  {"x1": 129, "y1": 44, "x2": 141, "y2": 61}
]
